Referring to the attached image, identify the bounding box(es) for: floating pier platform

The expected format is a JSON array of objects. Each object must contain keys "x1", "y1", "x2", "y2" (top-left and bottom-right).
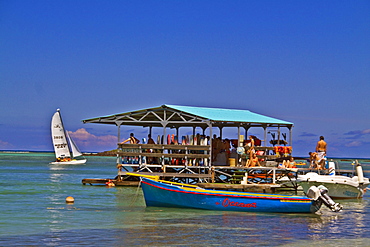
[{"x1": 82, "y1": 178, "x2": 140, "y2": 186}]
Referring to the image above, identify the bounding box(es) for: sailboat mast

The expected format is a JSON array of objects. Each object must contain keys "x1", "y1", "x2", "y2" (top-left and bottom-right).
[{"x1": 57, "y1": 109, "x2": 72, "y2": 157}]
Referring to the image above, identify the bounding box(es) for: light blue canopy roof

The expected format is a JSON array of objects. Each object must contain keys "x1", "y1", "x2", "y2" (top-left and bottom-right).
[
  {"x1": 83, "y1": 104, "x2": 293, "y2": 127},
  {"x1": 165, "y1": 105, "x2": 293, "y2": 125}
]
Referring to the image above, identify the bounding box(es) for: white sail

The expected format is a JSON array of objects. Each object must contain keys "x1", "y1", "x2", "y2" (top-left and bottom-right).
[
  {"x1": 51, "y1": 110, "x2": 71, "y2": 159},
  {"x1": 66, "y1": 131, "x2": 83, "y2": 158}
]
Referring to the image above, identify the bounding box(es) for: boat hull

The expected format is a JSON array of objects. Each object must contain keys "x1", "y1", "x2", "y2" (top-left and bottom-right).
[
  {"x1": 141, "y1": 178, "x2": 321, "y2": 213},
  {"x1": 297, "y1": 173, "x2": 369, "y2": 199},
  {"x1": 299, "y1": 181, "x2": 367, "y2": 199},
  {"x1": 50, "y1": 159, "x2": 87, "y2": 165}
]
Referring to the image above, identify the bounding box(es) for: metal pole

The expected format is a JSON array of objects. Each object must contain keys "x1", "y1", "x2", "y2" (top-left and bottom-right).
[
  {"x1": 237, "y1": 125, "x2": 240, "y2": 142},
  {"x1": 209, "y1": 122, "x2": 213, "y2": 166},
  {"x1": 117, "y1": 123, "x2": 121, "y2": 165},
  {"x1": 117, "y1": 124, "x2": 121, "y2": 143}
]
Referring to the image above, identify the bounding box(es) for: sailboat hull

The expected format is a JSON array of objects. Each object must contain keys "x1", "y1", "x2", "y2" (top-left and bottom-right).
[{"x1": 50, "y1": 159, "x2": 87, "y2": 165}]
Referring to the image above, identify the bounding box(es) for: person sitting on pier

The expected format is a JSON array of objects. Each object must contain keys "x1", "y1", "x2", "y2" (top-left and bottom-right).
[
  {"x1": 282, "y1": 157, "x2": 296, "y2": 168},
  {"x1": 246, "y1": 152, "x2": 261, "y2": 167},
  {"x1": 309, "y1": 152, "x2": 325, "y2": 170},
  {"x1": 105, "y1": 179, "x2": 115, "y2": 187},
  {"x1": 120, "y1": 133, "x2": 140, "y2": 144}
]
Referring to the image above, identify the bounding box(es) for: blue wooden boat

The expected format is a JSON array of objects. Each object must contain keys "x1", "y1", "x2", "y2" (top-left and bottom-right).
[{"x1": 139, "y1": 176, "x2": 337, "y2": 213}]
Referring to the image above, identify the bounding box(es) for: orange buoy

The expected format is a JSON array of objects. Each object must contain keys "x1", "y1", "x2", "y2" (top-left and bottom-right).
[{"x1": 66, "y1": 196, "x2": 75, "y2": 203}]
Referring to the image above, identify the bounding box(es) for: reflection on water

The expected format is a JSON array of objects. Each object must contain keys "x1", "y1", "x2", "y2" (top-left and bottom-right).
[{"x1": 1, "y1": 154, "x2": 370, "y2": 246}]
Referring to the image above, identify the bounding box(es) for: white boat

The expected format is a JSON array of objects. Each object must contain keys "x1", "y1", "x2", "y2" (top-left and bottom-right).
[
  {"x1": 296, "y1": 161, "x2": 369, "y2": 199},
  {"x1": 50, "y1": 109, "x2": 87, "y2": 165}
]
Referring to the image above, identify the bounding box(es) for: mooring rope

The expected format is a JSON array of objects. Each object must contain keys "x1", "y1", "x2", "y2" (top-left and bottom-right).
[{"x1": 128, "y1": 180, "x2": 142, "y2": 206}]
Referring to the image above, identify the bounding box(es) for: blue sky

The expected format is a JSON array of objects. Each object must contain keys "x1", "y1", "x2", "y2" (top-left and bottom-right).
[{"x1": 1, "y1": 0, "x2": 369, "y2": 158}]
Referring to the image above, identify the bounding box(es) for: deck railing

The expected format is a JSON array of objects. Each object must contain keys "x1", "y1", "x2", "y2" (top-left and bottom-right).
[{"x1": 117, "y1": 143, "x2": 211, "y2": 166}]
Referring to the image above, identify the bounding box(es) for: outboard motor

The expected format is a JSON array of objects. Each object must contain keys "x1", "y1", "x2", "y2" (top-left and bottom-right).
[{"x1": 306, "y1": 185, "x2": 343, "y2": 212}]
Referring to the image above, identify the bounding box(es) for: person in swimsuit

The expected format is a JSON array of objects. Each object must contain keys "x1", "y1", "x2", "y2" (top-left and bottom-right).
[
  {"x1": 315, "y1": 136, "x2": 327, "y2": 169},
  {"x1": 283, "y1": 156, "x2": 296, "y2": 168},
  {"x1": 309, "y1": 152, "x2": 325, "y2": 170},
  {"x1": 147, "y1": 134, "x2": 155, "y2": 144},
  {"x1": 121, "y1": 133, "x2": 140, "y2": 144},
  {"x1": 316, "y1": 136, "x2": 327, "y2": 160},
  {"x1": 146, "y1": 134, "x2": 156, "y2": 164},
  {"x1": 120, "y1": 133, "x2": 140, "y2": 165},
  {"x1": 223, "y1": 139, "x2": 231, "y2": 165},
  {"x1": 245, "y1": 135, "x2": 255, "y2": 154},
  {"x1": 247, "y1": 152, "x2": 260, "y2": 167}
]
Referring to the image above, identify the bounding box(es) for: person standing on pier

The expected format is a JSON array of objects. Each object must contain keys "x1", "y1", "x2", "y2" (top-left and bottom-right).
[
  {"x1": 245, "y1": 135, "x2": 255, "y2": 154},
  {"x1": 316, "y1": 136, "x2": 327, "y2": 165},
  {"x1": 147, "y1": 134, "x2": 155, "y2": 144},
  {"x1": 121, "y1": 133, "x2": 140, "y2": 144}
]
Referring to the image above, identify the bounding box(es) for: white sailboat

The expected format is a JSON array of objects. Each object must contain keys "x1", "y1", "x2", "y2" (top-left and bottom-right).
[{"x1": 50, "y1": 109, "x2": 87, "y2": 165}]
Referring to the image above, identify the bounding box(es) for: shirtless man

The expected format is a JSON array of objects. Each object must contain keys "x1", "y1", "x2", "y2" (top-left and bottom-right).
[
  {"x1": 316, "y1": 136, "x2": 327, "y2": 161},
  {"x1": 147, "y1": 134, "x2": 155, "y2": 144}
]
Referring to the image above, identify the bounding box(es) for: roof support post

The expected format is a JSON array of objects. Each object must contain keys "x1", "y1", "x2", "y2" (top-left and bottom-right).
[
  {"x1": 162, "y1": 109, "x2": 167, "y2": 145},
  {"x1": 208, "y1": 122, "x2": 213, "y2": 166},
  {"x1": 237, "y1": 125, "x2": 241, "y2": 143},
  {"x1": 117, "y1": 124, "x2": 121, "y2": 143},
  {"x1": 162, "y1": 122, "x2": 167, "y2": 144},
  {"x1": 202, "y1": 126, "x2": 207, "y2": 136},
  {"x1": 289, "y1": 127, "x2": 293, "y2": 147},
  {"x1": 243, "y1": 126, "x2": 250, "y2": 140},
  {"x1": 116, "y1": 122, "x2": 123, "y2": 165},
  {"x1": 263, "y1": 125, "x2": 267, "y2": 147},
  {"x1": 115, "y1": 121, "x2": 124, "y2": 143}
]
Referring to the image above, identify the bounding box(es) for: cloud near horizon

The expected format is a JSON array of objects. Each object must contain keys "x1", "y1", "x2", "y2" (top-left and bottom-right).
[
  {"x1": 299, "y1": 132, "x2": 317, "y2": 137},
  {"x1": 344, "y1": 129, "x2": 370, "y2": 137},
  {"x1": 0, "y1": 139, "x2": 13, "y2": 149},
  {"x1": 68, "y1": 128, "x2": 117, "y2": 149},
  {"x1": 345, "y1": 140, "x2": 362, "y2": 147}
]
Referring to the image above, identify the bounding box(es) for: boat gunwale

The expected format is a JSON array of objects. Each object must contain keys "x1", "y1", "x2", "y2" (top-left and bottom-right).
[{"x1": 142, "y1": 178, "x2": 312, "y2": 202}]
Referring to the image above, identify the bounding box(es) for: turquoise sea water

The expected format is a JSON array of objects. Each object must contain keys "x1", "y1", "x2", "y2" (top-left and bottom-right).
[{"x1": 1, "y1": 153, "x2": 370, "y2": 246}]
